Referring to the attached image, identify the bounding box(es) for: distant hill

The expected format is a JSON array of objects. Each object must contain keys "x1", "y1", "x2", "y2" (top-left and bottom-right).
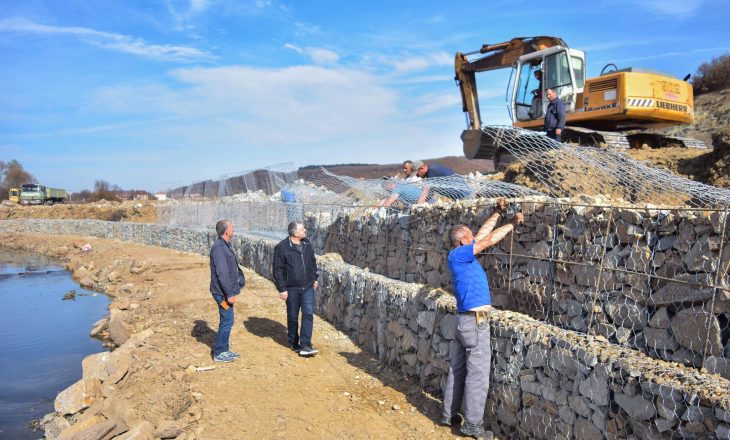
[{"x1": 298, "y1": 156, "x2": 494, "y2": 180}]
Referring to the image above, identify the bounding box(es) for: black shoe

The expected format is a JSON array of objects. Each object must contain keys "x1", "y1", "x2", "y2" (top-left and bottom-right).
[
  {"x1": 290, "y1": 344, "x2": 301, "y2": 352},
  {"x1": 439, "y1": 414, "x2": 462, "y2": 426},
  {"x1": 460, "y1": 422, "x2": 493, "y2": 439},
  {"x1": 299, "y1": 346, "x2": 319, "y2": 357}
]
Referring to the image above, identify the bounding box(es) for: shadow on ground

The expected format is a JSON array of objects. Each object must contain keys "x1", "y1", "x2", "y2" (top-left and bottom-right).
[{"x1": 243, "y1": 316, "x2": 289, "y2": 349}]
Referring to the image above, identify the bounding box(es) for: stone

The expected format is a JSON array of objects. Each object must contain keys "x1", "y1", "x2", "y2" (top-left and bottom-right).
[
  {"x1": 153, "y1": 420, "x2": 184, "y2": 439},
  {"x1": 656, "y1": 235, "x2": 676, "y2": 251},
  {"x1": 578, "y1": 367, "x2": 609, "y2": 406},
  {"x1": 648, "y1": 283, "x2": 714, "y2": 306},
  {"x1": 648, "y1": 307, "x2": 670, "y2": 329},
  {"x1": 108, "y1": 310, "x2": 130, "y2": 346},
  {"x1": 416, "y1": 311, "x2": 435, "y2": 330},
  {"x1": 615, "y1": 392, "x2": 656, "y2": 420},
  {"x1": 683, "y1": 239, "x2": 717, "y2": 272},
  {"x1": 80, "y1": 277, "x2": 95, "y2": 288},
  {"x1": 643, "y1": 327, "x2": 678, "y2": 351},
  {"x1": 616, "y1": 222, "x2": 644, "y2": 244},
  {"x1": 704, "y1": 357, "x2": 730, "y2": 381},
  {"x1": 90, "y1": 319, "x2": 107, "y2": 337},
  {"x1": 58, "y1": 420, "x2": 117, "y2": 440},
  {"x1": 43, "y1": 414, "x2": 71, "y2": 439},
  {"x1": 82, "y1": 352, "x2": 110, "y2": 381},
  {"x1": 73, "y1": 266, "x2": 92, "y2": 281},
  {"x1": 606, "y1": 299, "x2": 647, "y2": 330},
  {"x1": 682, "y1": 405, "x2": 712, "y2": 423},
  {"x1": 54, "y1": 378, "x2": 102, "y2": 415},
  {"x1": 525, "y1": 344, "x2": 548, "y2": 368},
  {"x1": 117, "y1": 421, "x2": 154, "y2": 440},
  {"x1": 624, "y1": 244, "x2": 651, "y2": 272},
  {"x1": 107, "y1": 271, "x2": 120, "y2": 282},
  {"x1": 574, "y1": 416, "x2": 602, "y2": 440},
  {"x1": 670, "y1": 307, "x2": 723, "y2": 356},
  {"x1": 655, "y1": 396, "x2": 685, "y2": 422},
  {"x1": 559, "y1": 405, "x2": 577, "y2": 425},
  {"x1": 530, "y1": 241, "x2": 551, "y2": 259},
  {"x1": 439, "y1": 314, "x2": 455, "y2": 340}
]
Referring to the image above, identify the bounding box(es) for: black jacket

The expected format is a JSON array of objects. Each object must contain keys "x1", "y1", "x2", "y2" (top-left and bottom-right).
[
  {"x1": 544, "y1": 97, "x2": 566, "y2": 132},
  {"x1": 210, "y1": 237, "x2": 245, "y2": 299},
  {"x1": 273, "y1": 237, "x2": 318, "y2": 292}
]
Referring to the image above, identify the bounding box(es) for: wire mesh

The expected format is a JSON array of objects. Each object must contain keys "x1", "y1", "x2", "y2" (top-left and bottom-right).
[
  {"x1": 480, "y1": 125, "x2": 730, "y2": 209},
  {"x1": 167, "y1": 163, "x2": 299, "y2": 199}
]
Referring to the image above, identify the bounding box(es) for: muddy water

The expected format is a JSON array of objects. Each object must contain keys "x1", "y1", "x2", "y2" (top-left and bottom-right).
[{"x1": 0, "y1": 249, "x2": 109, "y2": 439}]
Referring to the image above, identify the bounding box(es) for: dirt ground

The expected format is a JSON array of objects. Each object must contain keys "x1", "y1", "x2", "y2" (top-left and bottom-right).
[
  {"x1": 0, "y1": 233, "x2": 469, "y2": 440},
  {"x1": 0, "y1": 201, "x2": 157, "y2": 223}
]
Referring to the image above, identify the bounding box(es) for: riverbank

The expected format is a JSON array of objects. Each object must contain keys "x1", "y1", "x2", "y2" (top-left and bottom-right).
[{"x1": 0, "y1": 233, "x2": 458, "y2": 439}]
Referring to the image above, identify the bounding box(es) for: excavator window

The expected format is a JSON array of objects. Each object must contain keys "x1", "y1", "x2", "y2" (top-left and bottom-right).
[
  {"x1": 571, "y1": 56, "x2": 585, "y2": 89},
  {"x1": 545, "y1": 51, "x2": 574, "y2": 99},
  {"x1": 514, "y1": 63, "x2": 543, "y2": 121}
]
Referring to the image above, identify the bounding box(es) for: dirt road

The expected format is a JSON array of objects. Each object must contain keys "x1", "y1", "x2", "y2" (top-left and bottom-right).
[{"x1": 0, "y1": 233, "x2": 464, "y2": 439}]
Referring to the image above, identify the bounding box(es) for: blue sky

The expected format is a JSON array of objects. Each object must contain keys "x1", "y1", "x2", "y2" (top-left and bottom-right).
[{"x1": 1, "y1": 0, "x2": 728, "y2": 192}]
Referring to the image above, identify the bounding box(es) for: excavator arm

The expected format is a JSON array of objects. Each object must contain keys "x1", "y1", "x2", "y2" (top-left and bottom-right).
[{"x1": 455, "y1": 36, "x2": 567, "y2": 129}]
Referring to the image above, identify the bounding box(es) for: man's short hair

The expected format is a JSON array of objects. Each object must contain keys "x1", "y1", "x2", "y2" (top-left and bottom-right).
[
  {"x1": 448, "y1": 225, "x2": 469, "y2": 247},
  {"x1": 216, "y1": 219, "x2": 230, "y2": 237},
  {"x1": 403, "y1": 160, "x2": 413, "y2": 168},
  {"x1": 288, "y1": 221, "x2": 303, "y2": 236}
]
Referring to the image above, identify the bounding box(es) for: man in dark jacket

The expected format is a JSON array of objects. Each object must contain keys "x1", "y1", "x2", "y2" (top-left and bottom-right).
[
  {"x1": 545, "y1": 88, "x2": 566, "y2": 142},
  {"x1": 210, "y1": 219, "x2": 245, "y2": 363},
  {"x1": 273, "y1": 222, "x2": 319, "y2": 357}
]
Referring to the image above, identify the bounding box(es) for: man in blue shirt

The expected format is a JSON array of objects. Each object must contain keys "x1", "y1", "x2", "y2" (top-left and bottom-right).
[
  {"x1": 416, "y1": 162, "x2": 472, "y2": 200},
  {"x1": 441, "y1": 199, "x2": 524, "y2": 439},
  {"x1": 544, "y1": 88, "x2": 566, "y2": 142},
  {"x1": 378, "y1": 180, "x2": 432, "y2": 207}
]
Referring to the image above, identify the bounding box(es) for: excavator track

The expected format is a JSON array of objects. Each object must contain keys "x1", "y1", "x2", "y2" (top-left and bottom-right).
[
  {"x1": 625, "y1": 132, "x2": 707, "y2": 149},
  {"x1": 561, "y1": 127, "x2": 631, "y2": 149}
]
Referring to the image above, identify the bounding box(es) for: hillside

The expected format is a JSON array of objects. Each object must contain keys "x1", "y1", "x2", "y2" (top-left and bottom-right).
[{"x1": 297, "y1": 156, "x2": 494, "y2": 180}]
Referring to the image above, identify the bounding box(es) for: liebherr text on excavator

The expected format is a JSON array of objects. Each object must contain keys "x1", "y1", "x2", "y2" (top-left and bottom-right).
[{"x1": 455, "y1": 36, "x2": 704, "y2": 169}]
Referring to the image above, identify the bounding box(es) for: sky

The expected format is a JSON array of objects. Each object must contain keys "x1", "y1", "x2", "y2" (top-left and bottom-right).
[{"x1": 1, "y1": 0, "x2": 729, "y2": 192}]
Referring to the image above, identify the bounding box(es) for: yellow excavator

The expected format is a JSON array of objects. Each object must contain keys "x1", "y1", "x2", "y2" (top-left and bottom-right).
[{"x1": 456, "y1": 36, "x2": 705, "y2": 168}]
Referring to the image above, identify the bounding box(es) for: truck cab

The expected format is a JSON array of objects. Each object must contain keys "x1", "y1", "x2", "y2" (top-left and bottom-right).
[{"x1": 8, "y1": 187, "x2": 20, "y2": 203}]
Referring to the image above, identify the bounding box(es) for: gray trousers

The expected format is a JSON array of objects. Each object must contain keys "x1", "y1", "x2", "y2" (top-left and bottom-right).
[{"x1": 442, "y1": 313, "x2": 491, "y2": 426}]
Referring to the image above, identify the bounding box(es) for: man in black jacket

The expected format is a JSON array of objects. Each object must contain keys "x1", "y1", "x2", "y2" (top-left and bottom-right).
[
  {"x1": 273, "y1": 222, "x2": 319, "y2": 357},
  {"x1": 210, "y1": 219, "x2": 245, "y2": 362},
  {"x1": 545, "y1": 88, "x2": 566, "y2": 142}
]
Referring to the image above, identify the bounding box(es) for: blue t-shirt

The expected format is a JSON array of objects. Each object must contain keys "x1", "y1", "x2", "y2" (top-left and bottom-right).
[
  {"x1": 425, "y1": 163, "x2": 455, "y2": 178},
  {"x1": 448, "y1": 242, "x2": 491, "y2": 312}
]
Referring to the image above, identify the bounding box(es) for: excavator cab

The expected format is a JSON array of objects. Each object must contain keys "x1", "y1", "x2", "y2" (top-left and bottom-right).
[{"x1": 510, "y1": 47, "x2": 586, "y2": 123}]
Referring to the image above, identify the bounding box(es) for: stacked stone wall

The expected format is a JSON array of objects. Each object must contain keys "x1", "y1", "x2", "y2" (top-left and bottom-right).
[
  {"x1": 2, "y1": 219, "x2": 730, "y2": 438},
  {"x1": 313, "y1": 202, "x2": 730, "y2": 376}
]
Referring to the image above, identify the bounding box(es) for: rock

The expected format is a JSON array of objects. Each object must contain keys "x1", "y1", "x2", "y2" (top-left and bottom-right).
[
  {"x1": 153, "y1": 420, "x2": 184, "y2": 439},
  {"x1": 82, "y1": 352, "x2": 110, "y2": 381},
  {"x1": 79, "y1": 277, "x2": 95, "y2": 288},
  {"x1": 616, "y1": 222, "x2": 643, "y2": 244},
  {"x1": 42, "y1": 413, "x2": 71, "y2": 439},
  {"x1": 530, "y1": 241, "x2": 551, "y2": 259},
  {"x1": 578, "y1": 367, "x2": 609, "y2": 406},
  {"x1": 129, "y1": 260, "x2": 148, "y2": 275},
  {"x1": 107, "y1": 271, "x2": 120, "y2": 282},
  {"x1": 643, "y1": 327, "x2": 678, "y2": 351},
  {"x1": 606, "y1": 299, "x2": 647, "y2": 330},
  {"x1": 574, "y1": 416, "x2": 602, "y2": 439},
  {"x1": 624, "y1": 244, "x2": 651, "y2": 272},
  {"x1": 670, "y1": 307, "x2": 723, "y2": 356},
  {"x1": 54, "y1": 378, "x2": 102, "y2": 415},
  {"x1": 704, "y1": 357, "x2": 730, "y2": 381},
  {"x1": 525, "y1": 344, "x2": 548, "y2": 368},
  {"x1": 108, "y1": 310, "x2": 130, "y2": 346},
  {"x1": 58, "y1": 420, "x2": 117, "y2": 440},
  {"x1": 90, "y1": 318, "x2": 108, "y2": 337},
  {"x1": 615, "y1": 392, "x2": 656, "y2": 420},
  {"x1": 105, "y1": 351, "x2": 131, "y2": 384},
  {"x1": 683, "y1": 239, "x2": 717, "y2": 272},
  {"x1": 648, "y1": 283, "x2": 714, "y2": 306},
  {"x1": 117, "y1": 421, "x2": 154, "y2": 440},
  {"x1": 648, "y1": 307, "x2": 670, "y2": 329},
  {"x1": 73, "y1": 267, "x2": 91, "y2": 281}
]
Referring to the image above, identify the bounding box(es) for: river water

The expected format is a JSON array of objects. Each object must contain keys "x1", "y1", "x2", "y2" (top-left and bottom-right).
[{"x1": 0, "y1": 249, "x2": 109, "y2": 439}]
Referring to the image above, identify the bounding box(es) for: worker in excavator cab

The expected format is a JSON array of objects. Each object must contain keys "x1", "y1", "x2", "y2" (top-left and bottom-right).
[{"x1": 529, "y1": 69, "x2": 543, "y2": 118}]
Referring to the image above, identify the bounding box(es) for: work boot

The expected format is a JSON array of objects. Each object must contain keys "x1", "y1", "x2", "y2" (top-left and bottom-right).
[
  {"x1": 438, "y1": 413, "x2": 462, "y2": 426},
  {"x1": 460, "y1": 421, "x2": 493, "y2": 439}
]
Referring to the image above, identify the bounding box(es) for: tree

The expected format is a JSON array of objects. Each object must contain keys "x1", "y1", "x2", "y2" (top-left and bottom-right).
[
  {"x1": 0, "y1": 159, "x2": 36, "y2": 200},
  {"x1": 91, "y1": 180, "x2": 116, "y2": 201}
]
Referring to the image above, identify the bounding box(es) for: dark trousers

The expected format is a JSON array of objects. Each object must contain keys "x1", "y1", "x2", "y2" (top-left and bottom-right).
[
  {"x1": 212, "y1": 294, "x2": 234, "y2": 356},
  {"x1": 286, "y1": 287, "x2": 314, "y2": 348},
  {"x1": 442, "y1": 313, "x2": 492, "y2": 426},
  {"x1": 547, "y1": 130, "x2": 562, "y2": 142}
]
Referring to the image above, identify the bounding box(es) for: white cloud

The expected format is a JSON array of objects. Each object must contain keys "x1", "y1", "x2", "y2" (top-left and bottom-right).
[
  {"x1": 632, "y1": 0, "x2": 705, "y2": 17},
  {"x1": 413, "y1": 92, "x2": 461, "y2": 116},
  {"x1": 284, "y1": 43, "x2": 340, "y2": 65},
  {"x1": 0, "y1": 18, "x2": 213, "y2": 61},
  {"x1": 368, "y1": 51, "x2": 452, "y2": 74}
]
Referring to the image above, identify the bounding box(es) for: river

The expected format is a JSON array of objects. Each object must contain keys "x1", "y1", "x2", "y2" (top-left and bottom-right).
[{"x1": 0, "y1": 249, "x2": 109, "y2": 439}]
